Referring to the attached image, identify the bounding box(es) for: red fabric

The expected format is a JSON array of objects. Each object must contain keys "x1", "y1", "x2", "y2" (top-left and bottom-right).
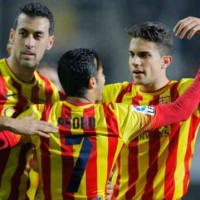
[{"x1": 154, "y1": 69, "x2": 200, "y2": 128}]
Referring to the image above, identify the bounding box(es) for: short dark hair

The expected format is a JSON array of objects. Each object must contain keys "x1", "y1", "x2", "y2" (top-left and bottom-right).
[
  {"x1": 14, "y1": 1, "x2": 54, "y2": 35},
  {"x1": 127, "y1": 21, "x2": 173, "y2": 55},
  {"x1": 58, "y1": 48, "x2": 102, "y2": 97}
]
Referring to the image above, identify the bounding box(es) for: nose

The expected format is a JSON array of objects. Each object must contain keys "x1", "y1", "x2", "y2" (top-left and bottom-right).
[
  {"x1": 130, "y1": 55, "x2": 141, "y2": 66},
  {"x1": 25, "y1": 35, "x2": 35, "y2": 48}
]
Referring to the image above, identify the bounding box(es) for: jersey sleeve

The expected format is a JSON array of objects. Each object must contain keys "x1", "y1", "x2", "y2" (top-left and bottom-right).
[
  {"x1": 102, "y1": 82, "x2": 129, "y2": 102},
  {"x1": 154, "y1": 71, "x2": 200, "y2": 129},
  {"x1": 0, "y1": 130, "x2": 22, "y2": 149},
  {"x1": 112, "y1": 103, "x2": 156, "y2": 144},
  {"x1": 177, "y1": 78, "x2": 200, "y2": 117}
]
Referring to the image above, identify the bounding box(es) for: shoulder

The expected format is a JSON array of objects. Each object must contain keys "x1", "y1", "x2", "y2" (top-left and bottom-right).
[
  {"x1": 0, "y1": 59, "x2": 8, "y2": 72},
  {"x1": 177, "y1": 78, "x2": 194, "y2": 90},
  {"x1": 103, "y1": 81, "x2": 133, "y2": 91}
]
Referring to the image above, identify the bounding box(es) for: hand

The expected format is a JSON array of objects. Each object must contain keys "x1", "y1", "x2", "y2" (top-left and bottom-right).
[
  {"x1": 173, "y1": 16, "x2": 200, "y2": 39},
  {"x1": 10, "y1": 113, "x2": 58, "y2": 138},
  {"x1": 106, "y1": 180, "x2": 114, "y2": 200}
]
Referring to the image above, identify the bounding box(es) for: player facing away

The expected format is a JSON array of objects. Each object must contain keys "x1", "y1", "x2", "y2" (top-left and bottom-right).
[
  {"x1": 103, "y1": 18, "x2": 200, "y2": 200},
  {"x1": 17, "y1": 48, "x2": 200, "y2": 199},
  {"x1": 0, "y1": 2, "x2": 65, "y2": 200}
]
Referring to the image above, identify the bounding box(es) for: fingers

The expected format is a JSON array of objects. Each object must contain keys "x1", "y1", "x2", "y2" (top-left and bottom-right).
[
  {"x1": 38, "y1": 121, "x2": 58, "y2": 133},
  {"x1": 34, "y1": 122, "x2": 58, "y2": 138},
  {"x1": 35, "y1": 131, "x2": 50, "y2": 138},
  {"x1": 106, "y1": 181, "x2": 114, "y2": 200},
  {"x1": 173, "y1": 16, "x2": 200, "y2": 39}
]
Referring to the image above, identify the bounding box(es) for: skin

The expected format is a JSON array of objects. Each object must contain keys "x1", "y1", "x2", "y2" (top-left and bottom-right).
[
  {"x1": 94, "y1": 66, "x2": 105, "y2": 102},
  {"x1": 106, "y1": 16, "x2": 200, "y2": 199},
  {"x1": 7, "y1": 13, "x2": 54, "y2": 83},
  {"x1": 39, "y1": 66, "x2": 63, "y2": 91},
  {"x1": 173, "y1": 16, "x2": 200, "y2": 39},
  {"x1": 129, "y1": 38, "x2": 172, "y2": 92},
  {"x1": 0, "y1": 13, "x2": 57, "y2": 138}
]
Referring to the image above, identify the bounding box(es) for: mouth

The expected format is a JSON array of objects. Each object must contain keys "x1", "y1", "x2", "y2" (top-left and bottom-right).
[
  {"x1": 133, "y1": 70, "x2": 144, "y2": 75},
  {"x1": 21, "y1": 51, "x2": 35, "y2": 59}
]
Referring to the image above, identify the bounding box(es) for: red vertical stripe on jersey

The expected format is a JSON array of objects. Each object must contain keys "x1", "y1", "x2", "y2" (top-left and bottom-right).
[
  {"x1": 164, "y1": 84, "x2": 179, "y2": 199},
  {"x1": 40, "y1": 104, "x2": 52, "y2": 200},
  {"x1": 126, "y1": 140, "x2": 138, "y2": 199},
  {"x1": 142, "y1": 96, "x2": 160, "y2": 200},
  {"x1": 60, "y1": 104, "x2": 75, "y2": 200},
  {"x1": 103, "y1": 103, "x2": 119, "y2": 181},
  {"x1": 183, "y1": 114, "x2": 199, "y2": 194},
  {"x1": 38, "y1": 74, "x2": 53, "y2": 104},
  {"x1": 31, "y1": 84, "x2": 40, "y2": 103},
  {"x1": 116, "y1": 83, "x2": 133, "y2": 103},
  {"x1": 126, "y1": 92, "x2": 142, "y2": 199},
  {"x1": 0, "y1": 75, "x2": 9, "y2": 151},
  {"x1": 0, "y1": 74, "x2": 7, "y2": 106},
  {"x1": 164, "y1": 123, "x2": 180, "y2": 199},
  {"x1": 11, "y1": 78, "x2": 28, "y2": 117},
  {"x1": 8, "y1": 143, "x2": 32, "y2": 200},
  {"x1": 112, "y1": 155, "x2": 121, "y2": 199},
  {"x1": 83, "y1": 106, "x2": 98, "y2": 197}
]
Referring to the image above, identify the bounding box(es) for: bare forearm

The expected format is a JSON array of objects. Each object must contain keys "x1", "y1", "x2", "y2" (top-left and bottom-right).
[{"x1": 0, "y1": 116, "x2": 16, "y2": 132}]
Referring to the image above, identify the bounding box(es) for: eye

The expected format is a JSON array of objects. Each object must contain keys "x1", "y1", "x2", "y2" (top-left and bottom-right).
[
  {"x1": 129, "y1": 51, "x2": 135, "y2": 58},
  {"x1": 34, "y1": 32, "x2": 43, "y2": 40},
  {"x1": 138, "y1": 52, "x2": 149, "y2": 58},
  {"x1": 19, "y1": 30, "x2": 28, "y2": 38}
]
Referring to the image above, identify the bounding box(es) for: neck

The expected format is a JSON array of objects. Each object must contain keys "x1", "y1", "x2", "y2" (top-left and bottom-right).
[
  {"x1": 140, "y1": 78, "x2": 170, "y2": 93},
  {"x1": 66, "y1": 96, "x2": 95, "y2": 104},
  {"x1": 6, "y1": 56, "x2": 35, "y2": 83}
]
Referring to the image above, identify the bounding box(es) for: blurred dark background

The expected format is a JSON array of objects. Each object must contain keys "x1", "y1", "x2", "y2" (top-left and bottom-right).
[{"x1": 0, "y1": 0, "x2": 199, "y2": 199}]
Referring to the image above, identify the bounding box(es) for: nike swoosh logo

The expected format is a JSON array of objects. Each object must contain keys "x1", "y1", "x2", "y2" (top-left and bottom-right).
[{"x1": 5, "y1": 93, "x2": 18, "y2": 98}]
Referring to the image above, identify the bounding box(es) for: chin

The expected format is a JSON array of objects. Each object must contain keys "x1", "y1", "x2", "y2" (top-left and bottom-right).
[
  {"x1": 21, "y1": 62, "x2": 37, "y2": 69},
  {"x1": 96, "y1": 98, "x2": 102, "y2": 103},
  {"x1": 134, "y1": 80, "x2": 144, "y2": 85}
]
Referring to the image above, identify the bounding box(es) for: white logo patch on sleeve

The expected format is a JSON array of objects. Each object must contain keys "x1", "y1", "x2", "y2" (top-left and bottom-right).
[{"x1": 131, "y1": 105, "x2": 156, "y2": 116}]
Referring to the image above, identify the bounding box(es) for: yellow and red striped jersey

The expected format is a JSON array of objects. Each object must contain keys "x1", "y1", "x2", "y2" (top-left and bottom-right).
[
  {"x1": 18, "y1": 99, "x2": 161, "y2": 200},
  {"x1": 102, "y1": 79, "x2": 200, "y2": 200},
  {"x1": 0, "y1": 58, "x2": 64, "y2": 200}
]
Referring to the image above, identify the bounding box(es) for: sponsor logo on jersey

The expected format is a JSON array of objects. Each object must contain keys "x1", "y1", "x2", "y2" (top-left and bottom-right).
[{"x1": 131, "y1": 105, "x2": 155, "y2": 116}]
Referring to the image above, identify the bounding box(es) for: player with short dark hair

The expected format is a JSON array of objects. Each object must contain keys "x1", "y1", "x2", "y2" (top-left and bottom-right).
[
  {"x1": 18, "y1": 48, "x2": 200, "y2": 199},
  {"x1": 103, "y1": 18, "x2": 200, "y2": 200},
  {"x1": 0, "y1": 2, "x2": 65, "y2": 199}
]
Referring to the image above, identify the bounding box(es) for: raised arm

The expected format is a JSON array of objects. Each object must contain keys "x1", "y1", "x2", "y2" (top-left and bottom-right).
[{"x1": 154, "y1": 69, "x2": 200, "y2": 129}]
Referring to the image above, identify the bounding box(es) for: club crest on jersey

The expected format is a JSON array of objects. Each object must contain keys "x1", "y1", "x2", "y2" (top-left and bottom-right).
[
  {"x1": 132, "y1": 105, "x2": 155, "y2": 116},
  {"x1": 159, "y1": 96, "x2": 171, "y2": 104}
]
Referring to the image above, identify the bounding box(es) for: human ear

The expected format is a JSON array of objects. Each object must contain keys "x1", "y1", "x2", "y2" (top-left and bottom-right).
[
  {"x1": 88, "y1": 77, "x2": 96, "y2": 89},
  {"x1": 162, "y1": 56, "x2": 173, "y2": 69},
  {"x1": 46, "y1": 35, "x2": 55, "y2": 50}
]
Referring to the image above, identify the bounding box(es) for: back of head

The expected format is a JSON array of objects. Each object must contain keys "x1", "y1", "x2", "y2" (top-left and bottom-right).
[
  {"x1": 58, "y1": 48, "x2": 101, "y2": 97},
  {"x1": 14, "y1": 1, "x2": 54, "y2": 35},
  {"x1": 127, "y1": 21, "x2": 173, "y2": 55}
]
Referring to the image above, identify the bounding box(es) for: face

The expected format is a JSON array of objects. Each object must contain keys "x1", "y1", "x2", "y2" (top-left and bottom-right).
[
  {"x1": 95, "y1": 65, "x2": 105, "y2": 102},
  {"x1": 9, "y1": 13, "x2": 54, "y2": 70},
  {"x1": 129, "y1": 38, "x2": 167, "y2": 89}
]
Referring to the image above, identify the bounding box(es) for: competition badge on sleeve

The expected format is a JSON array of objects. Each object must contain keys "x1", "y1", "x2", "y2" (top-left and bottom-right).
[{"x1": 131, "y1": 105, "x2": 155, "y2": 116}]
